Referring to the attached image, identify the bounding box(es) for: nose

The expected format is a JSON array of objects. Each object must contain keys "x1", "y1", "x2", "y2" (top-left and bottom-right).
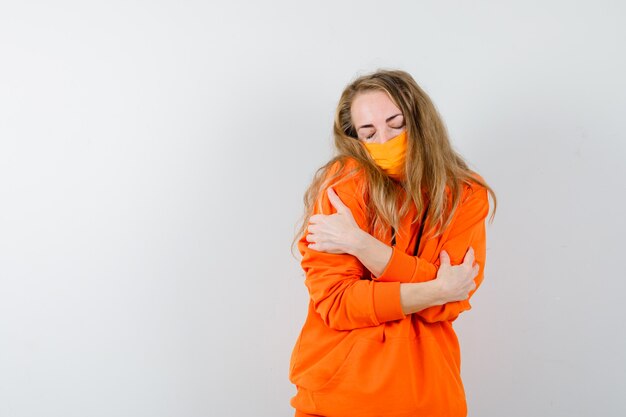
[{"x1": 376, "y1": 128, "x2": 396, "y2": 144}]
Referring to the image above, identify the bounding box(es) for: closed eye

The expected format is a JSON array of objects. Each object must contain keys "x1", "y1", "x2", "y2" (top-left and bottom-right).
[
  {"x1": 358, "y1": 114, "x2": 405, "y2": 140},
  {"x1": 389, "y1": 114, "x2": 405, "y2": 129}
]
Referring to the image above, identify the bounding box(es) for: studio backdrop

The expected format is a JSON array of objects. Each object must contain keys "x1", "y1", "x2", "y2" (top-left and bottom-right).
[{"x1": 0, "y1": 1, "x2": 624, "y2": 416}]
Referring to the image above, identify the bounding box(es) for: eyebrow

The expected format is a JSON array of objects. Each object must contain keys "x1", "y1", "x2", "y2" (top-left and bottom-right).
[{"x1": 357, "y1": 113, "x2": 403, "y2": 130}]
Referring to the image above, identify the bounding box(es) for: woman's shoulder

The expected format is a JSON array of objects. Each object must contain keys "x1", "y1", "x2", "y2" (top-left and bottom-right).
[
  {"x1": 326, "y1": 155, "x2": 363, "y2": 176},
  {"x1": 460, "y1": 171, "x2": 489, "y2": 206},
  {"x1": 311, "y1": 156, "x2": 368, "y2": 218},
  {"x1": 466, "y1": 171, "x2": 486, "y2": 190},
  {"x1": 441, "y1": 172, "x2": 488, "y2": 206},
  {"x1": 324, "y1": 156, "x2": 367, "y2": 195}
]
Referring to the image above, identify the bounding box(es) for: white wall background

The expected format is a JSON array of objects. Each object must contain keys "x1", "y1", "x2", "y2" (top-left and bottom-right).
[{"x1": 1, "y1": 1, "x2": 624, "y2": 416}]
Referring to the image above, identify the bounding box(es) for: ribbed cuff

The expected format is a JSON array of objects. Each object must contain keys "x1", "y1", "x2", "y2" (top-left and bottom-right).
[
  {"x1": 372, "y1": 281, "x2": 406, "y2": 323},
  {"x1": 375, "y1": 247, "x2": 417, "y2": 283}
]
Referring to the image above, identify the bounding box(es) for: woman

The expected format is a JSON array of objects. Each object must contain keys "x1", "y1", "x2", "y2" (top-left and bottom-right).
[{"x1": 289, "y1": 69, "x2": 497, "y2": 417}]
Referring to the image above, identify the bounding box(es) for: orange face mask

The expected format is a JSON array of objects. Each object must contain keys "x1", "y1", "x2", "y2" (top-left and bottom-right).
[{"x1": 362, "y1": 130, "x2": 407, "y2": 180}]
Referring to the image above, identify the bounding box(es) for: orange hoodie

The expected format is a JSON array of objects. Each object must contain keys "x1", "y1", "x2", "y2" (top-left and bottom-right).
[{"x1": 289, "y1": 158, "x2": 490, "y2": 417}]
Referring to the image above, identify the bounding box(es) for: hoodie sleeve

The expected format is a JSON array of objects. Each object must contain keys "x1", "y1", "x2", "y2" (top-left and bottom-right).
[
  {"x1": 373, "y1": 183, "x2": 490, "y2": 323},
  {"x1": 299, "y1": 164, "x2": 407, "y2": 331}
]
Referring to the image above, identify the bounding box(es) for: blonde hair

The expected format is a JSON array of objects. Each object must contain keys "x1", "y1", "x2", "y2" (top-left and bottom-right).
[{"x1": 292, "y1": 69, "x2": 497, "y2": 254}]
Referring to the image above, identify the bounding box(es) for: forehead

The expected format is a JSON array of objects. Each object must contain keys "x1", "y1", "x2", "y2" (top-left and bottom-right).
[{"x1": 351, "y1": 90, "x2": 402, "y2": 125}]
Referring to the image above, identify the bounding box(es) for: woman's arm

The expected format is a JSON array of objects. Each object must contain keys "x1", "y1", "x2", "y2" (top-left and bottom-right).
[
  {"x1": 398, "y1": 249, "x2": 478, "y2": 315},
  {"x1": 349, "y1": 229, "x2": 396, "y2": 277},
  {"x1": 307, "y1": 183, "x2": 490, "y2": 322},
  {"x1": 343, "y1": 229, "x2": 479, "y2": 315},
  {"x1": 300, "y1": 161, "x2": 411, "y2": 331}
]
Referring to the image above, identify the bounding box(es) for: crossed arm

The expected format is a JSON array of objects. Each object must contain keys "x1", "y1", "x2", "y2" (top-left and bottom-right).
[{"x1": 299, "y1": 181, "x2": 489, "y2": 330}]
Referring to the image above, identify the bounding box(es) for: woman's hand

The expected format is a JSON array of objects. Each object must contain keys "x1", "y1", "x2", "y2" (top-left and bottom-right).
[
  {"x1": 306, "y1": 187, "x2": 362, "y2": 255},
  {"x1": 434, "y1": 248, "x2": 480, "y2": 303}
]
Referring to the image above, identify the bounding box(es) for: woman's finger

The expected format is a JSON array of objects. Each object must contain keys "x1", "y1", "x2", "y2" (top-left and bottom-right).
[
  {"x1": 472, "y1": 264, "x2": 480, "y2": 277},
  {"x1": 309, "y1": 214, "x2": 324, "y2": 224},
  {"x1": 462, "y1": 247, "x2": 475, "y2": 267},
  {"x1": 439, "y1": 250, "x2": 451, "y2": 266},
  {"x1": 327, "y1": 187, "x2": 348, "y2": 213}
]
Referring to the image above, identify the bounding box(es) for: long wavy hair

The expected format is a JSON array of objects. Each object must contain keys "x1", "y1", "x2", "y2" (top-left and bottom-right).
[{"x1": 292, "y1": 69, "x2": 496, "y2": 254}]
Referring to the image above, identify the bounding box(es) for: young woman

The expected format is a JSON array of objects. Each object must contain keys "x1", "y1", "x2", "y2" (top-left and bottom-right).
[{"x1": 289, "y1": 69, "x2": 497, "y2": 417}]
